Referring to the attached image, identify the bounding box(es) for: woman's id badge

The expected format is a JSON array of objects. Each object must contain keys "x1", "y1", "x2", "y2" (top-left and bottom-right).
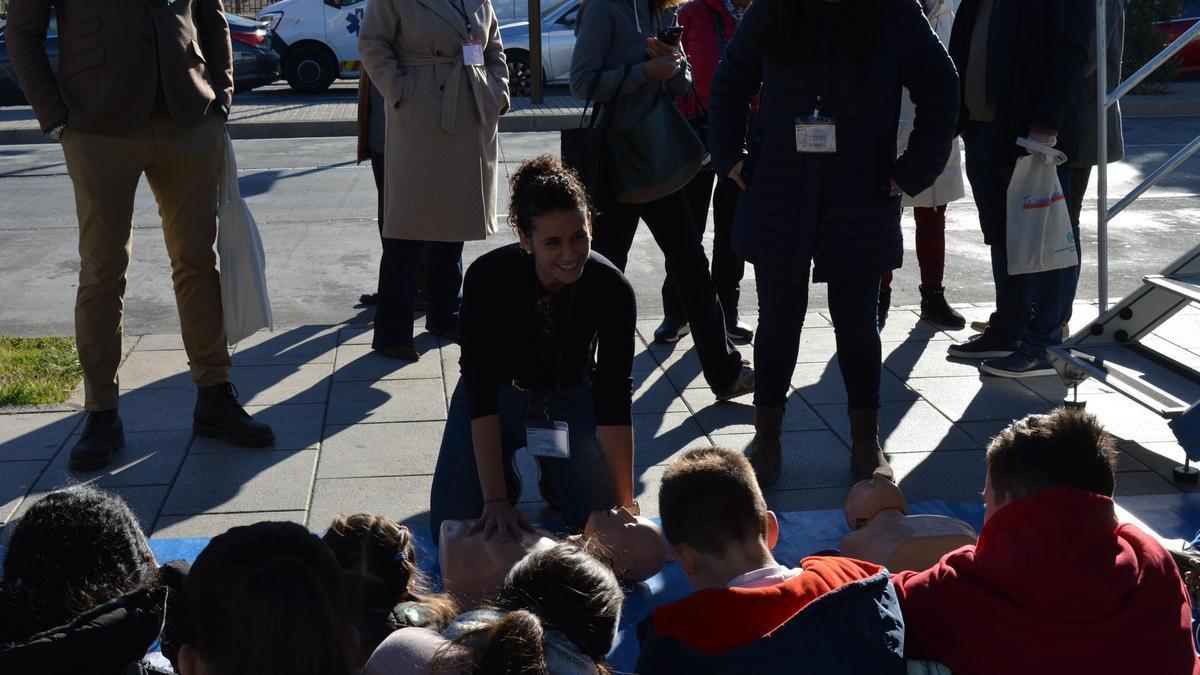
[
  {"x1": 463, "y1": 41, "x2": 485, "y2": 66},
  {"x1": 795, "y1": 115, "x2": 837, "y2": 154},
  {"x1": 526, "y1": 418, "x2": 570, "y2": 458}
]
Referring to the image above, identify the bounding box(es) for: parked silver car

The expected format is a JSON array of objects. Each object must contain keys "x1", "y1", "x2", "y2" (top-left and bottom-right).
[{"x1": 498, "y1": 0, "x2": 580, "y2": 96}]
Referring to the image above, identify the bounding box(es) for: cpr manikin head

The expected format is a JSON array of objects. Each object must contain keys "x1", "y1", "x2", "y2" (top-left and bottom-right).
[
  {"x1": 840, "y1": 479, "x2": 977, "y2": 573},
  {"x1": 438, "y1": 519, "x2": 556, "y2": 607},
  {"x1": 844, "y1": 477, "x2": 909, "y2": 529},
  {"x1": 583, "y1": 506, "x2": 667, "y2": 582}
]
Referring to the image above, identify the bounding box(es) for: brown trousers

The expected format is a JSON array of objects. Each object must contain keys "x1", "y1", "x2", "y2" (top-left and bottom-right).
[{"x1": 61, "y1": 112, "x2": 230, "y2": 410}]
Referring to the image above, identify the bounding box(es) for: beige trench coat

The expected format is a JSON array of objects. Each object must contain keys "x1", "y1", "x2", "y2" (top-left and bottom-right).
[
  {"x1": 897, "y1": 0, "x2": 965, "y2": 209},
  {"x1": 359, "y1": 0, "x2": 509, "y2": 242}
]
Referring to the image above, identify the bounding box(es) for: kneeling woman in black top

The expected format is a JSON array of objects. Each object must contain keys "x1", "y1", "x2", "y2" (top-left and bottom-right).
[{"x1": 429, "y1": 155, "x2": 637, "y2": 542}]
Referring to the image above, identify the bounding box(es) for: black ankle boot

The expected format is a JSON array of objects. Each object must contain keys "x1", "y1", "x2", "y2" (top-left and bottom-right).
[
  {"x1": 920, "y1": 286, "x2": 966, "y2": 330},
  {"x1": 878, "y1": 286, "x2": 892, "y2": 330},
  {"x1": 194, "y1": 382, "x2": 275, "y2": 447},
  {"x1": 70, "y1": 409, "x2": 124, "y2": 470}
]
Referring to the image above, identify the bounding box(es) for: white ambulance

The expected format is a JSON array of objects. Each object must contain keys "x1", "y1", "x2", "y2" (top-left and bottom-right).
[{"x1": 258, "y1": 0, "x2": 369, "y2": 93}]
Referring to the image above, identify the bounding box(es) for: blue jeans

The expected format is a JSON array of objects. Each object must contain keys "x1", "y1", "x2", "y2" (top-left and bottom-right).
[
  {"x1": 373, "y1": 238, "x2": 463, "y2": 350},
  {"x1": 962, "y1": 122, "x2": 1080, "y2": 359},
  {"x1": 753, "y1": 262, "x2": 882, "y2": 410},
  {"x1": 428, "y1": 381, "x2": 616, "y2": 541}
]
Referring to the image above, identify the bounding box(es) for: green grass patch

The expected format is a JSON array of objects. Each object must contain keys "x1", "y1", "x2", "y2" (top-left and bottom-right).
[{"x1": 0, "y1": 337, "x2": 84, "y2": 406}]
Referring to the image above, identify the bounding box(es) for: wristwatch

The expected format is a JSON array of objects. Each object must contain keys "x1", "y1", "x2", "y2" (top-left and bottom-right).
[{"x1": 48, "y1": 122, "x2": 67, "y2": 142}]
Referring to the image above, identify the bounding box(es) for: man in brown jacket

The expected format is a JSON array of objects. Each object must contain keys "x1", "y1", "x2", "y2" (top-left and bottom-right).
[{"x1": 7, "y1": 0, "x2": 274, "y2": 470}]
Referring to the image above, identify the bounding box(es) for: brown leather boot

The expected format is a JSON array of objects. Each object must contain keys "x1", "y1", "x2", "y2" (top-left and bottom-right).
[
  {"x1": 749, "y1": 405, "x2": 785, "y2": 488},
  {"x1": 848, "y1": 408, "x2": 894, "y2": 481}
]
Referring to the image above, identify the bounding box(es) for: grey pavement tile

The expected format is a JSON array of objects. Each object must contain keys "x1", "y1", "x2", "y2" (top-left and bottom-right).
[
  {"x1": 1017, "y1": 375, "x2": 1116, "y2": 404},
  {"x1": 882, "y1": 341, "x2": 991, "y2": 379},
  {"x1": 333, "y1": 343, "x2": 444, "y2": 382},
  {"x1": 34, "y1": 430, "x2": 191, "y2": 491},
  {"x1": 0, "y1": 411, "x2": 82, "y2": 461},
  {"x1": 632, "y1": 465, "x2": 667, "y2": 520},
  {"x1": 153, "y1": 511, "x2": 307, "y2": 538},
  {"x1": 118, "y1": 350, "x2": 193, "y2": 390},
  {"x1": 309, "y1": 475, "x2": 435, "y2": 530},
  {"x1": 115, "y1": 388, "x2": 196, "y2": 432},
  {"x1": 1150, "y1": 314, "x2": 1200, "y2": 350},
  {"x1": 889, "y1": 450, "x2": 988, "y2": 503},
  {"x1": 1114, "y1": 471, "x2": 1185, "y2": 497},
  {"x1": 1117, "y1": 440, "x2": 1200, "y2": 488},
  {"x1": 1077, "y1": 394, "x2": 1180, "y2": 444},
  {"x1": 233, "y1": 326, "x2": 339, "y2": 365},
  {"x1": 631, "y1": 412, "x2": 712, "y2": 467},
  {"x1": 659, "y1": 348, "x2": 755, "y2": 391},
  {"x1": 821, "y1": 309, "x2": 944, "y2": 343},
  {"x1": 444, "y1": 373, "x2": 462, "y2": 409},
  {"x1": 338, "y1": 327, "x2": 441, "y2": 352},
  {"x1": 319, "y1": 421, "x2": 444, "y2": 478},
  {"x1": 795, "y1": 328, "x2": 839, "y2": 364},
  {"x1": 133, "y1": 333, "x2": 187, "y2": 351},
  {"x1": 790, "y1": 362, "x2": 917, "y2": 406},
  {"x1": 327, "y1": 379, "x2": 448, "y2": 425},
  {"x1": 908, "y1": 375, "x2": 1055, "y2": 422},
  {"x1": 161, "y1": 450, "x2": 318, "y2": 515},
  {"x1": 957, "y1": 419, "x2": 1016, "y2": 448},
  {"x1": 765, "y1": 487, "x2": 857, "y2": 513},
  {"x1": 633, "y1": 369, "x2": 687, "y2": 414},
  {"x1": 191, "y1": 403, "x2": 326, "y2": 453},
  {"x1": 681, "y1": 390, "x2": 827, "y2": 436},
  {"x1": 718, "y1": 430, "x2": 858, "y2": 491},
  {"x1": 632, "y1": 347, "x2": 662, "y2": 373},
  {"x1": 228, "y1": 363, "x2": 332, "y2": 406},
  {"x1": 8, "y1": 485, "x2": 169, "y2": 534},
  {"x1": 0, "y1": 461, "x2": 47, "y2": 525},
  {"x1": 813, "y1": 401, "x2": 980, "y2": 454}
]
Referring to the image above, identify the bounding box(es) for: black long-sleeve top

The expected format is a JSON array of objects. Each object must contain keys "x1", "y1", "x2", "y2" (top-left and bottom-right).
[{"x1": 459, "y1": 244, "x2": 637, "y2": 427}]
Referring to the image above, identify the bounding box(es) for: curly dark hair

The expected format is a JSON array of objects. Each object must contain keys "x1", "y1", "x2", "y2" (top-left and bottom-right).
[
  {"x1": 507, "y1": 154, "x2": 592, "y2": 238},
  {"x1": 0, "y1": 485, "x2": 158, "y2": 644}
]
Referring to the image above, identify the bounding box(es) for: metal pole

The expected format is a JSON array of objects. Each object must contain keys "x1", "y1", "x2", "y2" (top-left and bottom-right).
[
  {"x1": 1106, "y1": 134, "x2": 1200, "y2": 220},
  {"x1": 1096, "y1": 0, "x2": 1109, "y2": 311},
  {"x1": 530, "y1": 0, "x2": 543, "y2": 103}
]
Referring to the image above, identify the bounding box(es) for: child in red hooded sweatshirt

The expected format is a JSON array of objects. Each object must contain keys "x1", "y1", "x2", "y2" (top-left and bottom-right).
[{"x1": 893, "y1": 408, "x2": 1200, "y2": 675}]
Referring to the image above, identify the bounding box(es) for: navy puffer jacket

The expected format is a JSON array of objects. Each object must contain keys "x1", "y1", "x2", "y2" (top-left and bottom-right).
[{"x1": 708, "y1": 0, "x2": 959, "y2": 283}]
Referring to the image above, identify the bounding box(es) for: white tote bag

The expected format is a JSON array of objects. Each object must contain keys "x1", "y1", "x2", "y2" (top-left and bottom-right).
[
  {"x1": 1005, "y1": 137, "x2": 1079, "y2": 276},
  {"x1": 217, "y1": 131, "x2": 273, "y2": 344}
]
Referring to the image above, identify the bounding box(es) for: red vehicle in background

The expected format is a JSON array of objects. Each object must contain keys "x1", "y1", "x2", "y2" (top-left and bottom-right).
[{"x1": 1157, "y1": 0, "x2": 1200, "y2": 73}]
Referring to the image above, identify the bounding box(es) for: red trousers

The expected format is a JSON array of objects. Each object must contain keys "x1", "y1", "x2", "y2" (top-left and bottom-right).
[{"x1": 882, "y1": 205, "x2": 946, "y2": 291}]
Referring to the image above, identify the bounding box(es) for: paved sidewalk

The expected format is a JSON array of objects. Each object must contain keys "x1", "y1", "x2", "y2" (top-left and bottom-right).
[
  {"x1": 3, "y1": 80, "x2": 1198, "y2": 144},
  {"x1": 2, "y1": 302, "x2": 1198, "y2": 542}
]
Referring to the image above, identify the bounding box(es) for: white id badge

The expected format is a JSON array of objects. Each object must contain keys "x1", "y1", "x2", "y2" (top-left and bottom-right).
[
  {"x1": 526, "y1": 419, "x2": 570, "y2": 459},
  {"x1": 463, "y1": 41, "x2": 485, "y2": 66},
  {"x1": 795, "y1": 119, "x2": 837, "y2": 154}
]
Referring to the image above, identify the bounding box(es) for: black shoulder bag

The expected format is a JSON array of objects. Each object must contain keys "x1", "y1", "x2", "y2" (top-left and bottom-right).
[{"x1": 560, "y1": 66, "x2": 632, "y2": 198}]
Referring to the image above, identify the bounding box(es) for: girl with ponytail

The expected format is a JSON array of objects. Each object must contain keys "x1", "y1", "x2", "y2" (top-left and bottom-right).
[
  {"x1": 322, "y1": 512, "x2": 458, "y2": 664},
  {"x1": 428, "y1": 155, "x2": 641, "y2": 545},
  {"x1": 364, "y1": 542, "x2": 624, "y2": 675}
]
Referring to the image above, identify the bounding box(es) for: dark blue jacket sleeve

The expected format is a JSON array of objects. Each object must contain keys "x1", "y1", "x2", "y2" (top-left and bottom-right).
[
  {"x1": 1031, "y1": 0, "x2": 1094, "y2": 133},
  {"x1": 893, "y1": 0, "x2": 961, "y2": 197},
  {"x1": 706, "y1": 0, "x2": 768, "y2": 178}
]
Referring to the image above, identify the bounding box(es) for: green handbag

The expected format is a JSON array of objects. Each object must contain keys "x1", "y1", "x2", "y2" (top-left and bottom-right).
[{"x1": 606, "y1": 87, "x2": 706, "y2": 204}]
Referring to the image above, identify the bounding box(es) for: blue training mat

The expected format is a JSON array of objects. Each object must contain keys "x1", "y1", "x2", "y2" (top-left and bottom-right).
[{"x1": 3, "y1": 496, "x2": 1197, "y2": 673}]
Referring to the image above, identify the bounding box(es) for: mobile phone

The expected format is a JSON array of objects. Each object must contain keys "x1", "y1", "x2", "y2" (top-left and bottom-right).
[{"x1": 657, "y1": 26, "x2": 683, "y2": 46}]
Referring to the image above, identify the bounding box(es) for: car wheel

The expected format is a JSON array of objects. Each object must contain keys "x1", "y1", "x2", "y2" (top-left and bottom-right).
[
  {"x1": 284, "y1": 44, "x2": 337, "y2": 94},
  {"x1": 506, "y1": 51, "x2": 535, "y2": 97}
]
